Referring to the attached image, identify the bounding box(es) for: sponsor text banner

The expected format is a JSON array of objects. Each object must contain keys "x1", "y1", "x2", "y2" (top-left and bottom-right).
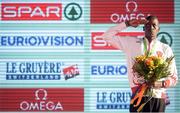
[
  {"x1": 1, "y1": 3, "x2": 62, "y2": 20},
  {"x1": 0, "y1": 88, "x2": 84, "y2": 111},
  {"x1": 91, "y1": 0, "x2": 174, "y2": 23}
]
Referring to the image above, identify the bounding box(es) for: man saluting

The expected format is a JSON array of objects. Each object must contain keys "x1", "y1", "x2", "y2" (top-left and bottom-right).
[{"x1": 99, "y1": 16, "x2": 178, "y2": 112}]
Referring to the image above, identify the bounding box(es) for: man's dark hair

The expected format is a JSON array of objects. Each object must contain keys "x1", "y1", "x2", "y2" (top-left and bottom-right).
[{"x1": 146, "y1": 15, "x2": 158, "y2": 21}]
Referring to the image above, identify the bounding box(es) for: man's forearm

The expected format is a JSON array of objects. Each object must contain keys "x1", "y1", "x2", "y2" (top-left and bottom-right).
[{"x1": 102, "y1": 22, "x2": 127, "y2": 40}]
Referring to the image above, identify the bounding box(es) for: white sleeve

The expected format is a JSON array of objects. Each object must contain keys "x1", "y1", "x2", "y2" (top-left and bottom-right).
[
  {"x1": 164, "y1": 47, "x2": 178, "y2": 87},
  {"x1": 101, "y1": 22, "x2": 128, "y2": 50}
]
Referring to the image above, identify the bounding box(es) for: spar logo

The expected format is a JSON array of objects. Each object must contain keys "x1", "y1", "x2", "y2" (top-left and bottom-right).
[
  {"x1": 64, "y1": 3, "x2": 83, "y2": 21},
  {"x1": 157, "y1": 32, "x2": 173, "y2": 47},
  {"x1": 91, "y1": 32, "x2": 144, "y2": 50},
  {"x1": 1, "y1": 2, "x2": 83, "y2": 21},
  {"x1": 20, "y1": 89, "x2": 63, "y2": 111},
  {"x1": 91, "y1": 32, "x2": 118, "y2": 50}
]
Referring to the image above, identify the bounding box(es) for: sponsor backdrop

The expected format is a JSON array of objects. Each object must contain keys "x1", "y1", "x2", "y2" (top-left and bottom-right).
[{"x1": 0, "y1": 0, "x2": 180, "y2": 113}]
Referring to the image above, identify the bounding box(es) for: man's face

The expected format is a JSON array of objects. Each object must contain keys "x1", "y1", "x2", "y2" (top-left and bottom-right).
[{"x1": 144, "y1": 18, "x2": 160, "y2": 40}]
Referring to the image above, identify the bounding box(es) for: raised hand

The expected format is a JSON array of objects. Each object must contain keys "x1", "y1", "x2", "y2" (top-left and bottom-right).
[{"x1": 126, "y1": 19, "x2": 148, "y2": 28}]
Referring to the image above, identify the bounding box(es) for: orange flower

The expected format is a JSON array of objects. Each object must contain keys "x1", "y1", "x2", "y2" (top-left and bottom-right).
[{"x1": 145, "y1": 58, "x2": 154, "y2": 66}]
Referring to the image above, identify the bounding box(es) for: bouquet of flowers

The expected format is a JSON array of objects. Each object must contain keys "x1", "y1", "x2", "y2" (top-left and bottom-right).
[
  {"x1": 132, "y1": 55, "x2": 174, "y2": 85},
  {"x1": 131, "y1": 54, "x2": 174, "y2": 112}
]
